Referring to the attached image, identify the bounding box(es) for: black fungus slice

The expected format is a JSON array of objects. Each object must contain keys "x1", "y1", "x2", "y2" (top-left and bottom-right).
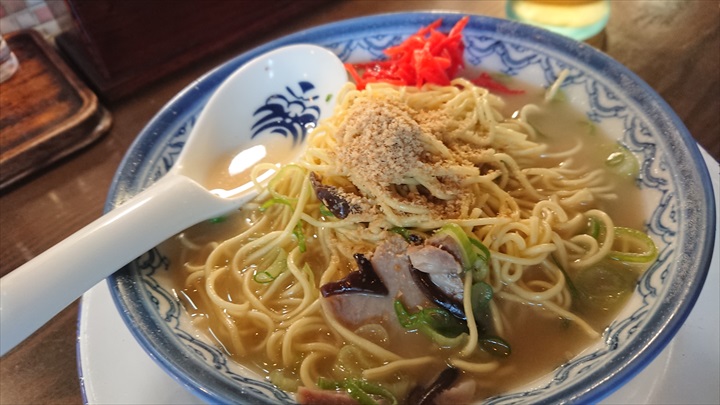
[
  {"x1": 320, "y1": 254, "x2": 389, "y2": 297},
  {"x1": 406, "y1": 367, "x2": 460, "y2": 405},
  {"x1": 310, "y1": 172, "x2": 357, "y2": 219},
  {"x1": 411, "y1": 268, "x2": 466, "y2": 320},
  {"x1": 411, "y1": 268, "x2": 499, "y2": 336}
]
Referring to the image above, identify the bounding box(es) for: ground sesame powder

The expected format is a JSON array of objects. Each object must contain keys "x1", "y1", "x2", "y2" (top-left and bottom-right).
[
  {"x1": 335, "y1": 97, "x2": 425, "y2": 185},
  {"x1": 331, "y1": 96, "x2": 480, "y2": 220}
]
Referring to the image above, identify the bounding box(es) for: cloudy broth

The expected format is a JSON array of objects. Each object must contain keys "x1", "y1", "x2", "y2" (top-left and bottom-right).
[{"x1": 164, "y1": 78, "x2": 650, "y2": 402}]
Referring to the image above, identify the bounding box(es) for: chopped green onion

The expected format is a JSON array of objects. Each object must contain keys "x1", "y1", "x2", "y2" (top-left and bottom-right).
[
  {"x1": 351, "y1": 379, "x2": 398, "y2": 405},
  {"x1": 259, "y1": 197, "x2": 293, "y2": 212},
  {"x1": 317, "y1": 377, "x2": 342, "y2": 390},
  {"x1": 479, "y1": 336, "x2": 511, "y2": 357},
  {"x1": 344, "y1": 380, "x2": 376, "y2": 405},
  {"x1": 325, "y1": 93, "x2": 333, "y2": 102},
  {"x1": 389, "y1": 227, "x2": 424, "y2": 245},
  {"x1": 319, "y1": 204, "x2": 335, "y2": 217},
  {"x1": 586, "y1": 216, "x2": 603, "y2": 240},
  {"x1": 389, "y1": 226, "x2": 412, "y2": 241},
  {"x1": 608, "y1": 227, "x2": 657, "y2": 263},
  {"x1": 253, "y1": 249, "x2": 288, "y2": 283},
  {"x1": 434, "y1": 224, "x2": 490, "y2": 281},
  {"x1": 293, "y1": 222, "x2": 306, "y2": 253},
  {"x1": 420, "y1": 326, "x2": 467, "y2": 348},
  {"x1": 317, "y1": 378, "x2": 397, "y2": 405},
  {"x1": 208, "y1": 216, "x2": 226, "y2": 224},
  {"x1": 468, "y1": 238, "x2": 490, "y2": 281},
  {"x1": 469, "y1": 238, "x2": 490, "y2": 262},
  {"x1": 575, "y1": 259, "x2": 637, "y2": 311},
  {"x1": 269, "y1": 370, "x2": 299, "y2": 392},
  {"x1": 267, "y1": 164, "x2": 304, "y2": 201},
  {"x1": 470, "y1": 281, "x2": 493, "y2": 320},
  {"x1": 394, "y1": 300, "x2": 467, "y2": 347},
  {"x1": 434, "y1": 224, "x2": 477, "y2": 272},
  {"x1": 605, "y1": 144, "x2": 639, "y2": 179},
  {"x1": 334, "y1": 345, "x2": 376, "y2": 379}
]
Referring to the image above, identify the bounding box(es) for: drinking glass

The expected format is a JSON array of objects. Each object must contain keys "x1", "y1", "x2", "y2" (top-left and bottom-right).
[
  {"x1": 506, "y1": 0, "x2": 610, "y2": 42},
  {"x1": 0, "y1": 34, "x2": 19, "y2": 83}
]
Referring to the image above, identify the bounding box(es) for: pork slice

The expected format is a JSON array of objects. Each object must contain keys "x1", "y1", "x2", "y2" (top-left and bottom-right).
[
  {"x1": 408, "y1": 236, "x2": 465, "y2": 303},
  {"x1": 371, "y1": 236, "x2": 429, "y2": 308},
  {"x1": 428, "y1": 272, "x2": 464, "y2": 302},
  {"x1": 427, "y1": 234, "x2": 465, "y2": 263},
  {"x1": 408, "y1": 244, "x2": 463, "y2": 275},
  {"x1": 323, "y1": 236, "x2": 429, "y2": 329}
]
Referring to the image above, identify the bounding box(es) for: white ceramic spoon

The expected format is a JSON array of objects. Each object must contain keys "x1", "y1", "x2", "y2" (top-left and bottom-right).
[{"x1": 0, "y1": 44, "x2": 347, "y2": 356}]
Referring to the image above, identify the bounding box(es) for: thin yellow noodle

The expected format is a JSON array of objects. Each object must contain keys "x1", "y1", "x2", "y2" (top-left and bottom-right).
[
  {"x1": 361, "y1": 356, "x2": 439, "y2": 380},
  {"x1": 282, "y1": 317, "x2": 328, "y2": 367},
  {"x1": 449, "y1": 358, "x2": 501, "y2": 373},
  {"x1": 300, "y1": 351, "x2": 326, "y2": 389},
  {"x1": 460, "y1": 272, "x2": 479, "y2": 357},
  {"x1": 296, "y1": 343, "x2": 339, "y2": 354},
  {"x1": 205, "y1": 268, "x2": 251, "y2": 316}
]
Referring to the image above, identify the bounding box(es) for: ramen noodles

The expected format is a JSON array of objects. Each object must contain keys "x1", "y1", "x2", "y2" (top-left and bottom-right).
[{"x1": 164, "y1": 73, "x2": 657, "y2": 404}]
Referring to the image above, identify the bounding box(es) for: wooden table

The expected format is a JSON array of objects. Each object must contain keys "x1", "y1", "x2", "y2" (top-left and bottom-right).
[{"x1": 1, "y1": 1, "x2": 717, "y2": 403}]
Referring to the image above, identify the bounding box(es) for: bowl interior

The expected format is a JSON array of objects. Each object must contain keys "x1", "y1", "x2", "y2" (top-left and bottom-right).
[{"x1": 106, "y1": 12, "x2": 715, "y2": 405}]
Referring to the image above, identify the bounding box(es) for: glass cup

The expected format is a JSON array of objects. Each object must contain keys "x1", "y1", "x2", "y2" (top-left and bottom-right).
[
  {"x1": 506, "y1": 0, "x2": 610, "y2": 43},
  {"x1": 0, "y1": 34, "x2": 20, "y2": 83}
]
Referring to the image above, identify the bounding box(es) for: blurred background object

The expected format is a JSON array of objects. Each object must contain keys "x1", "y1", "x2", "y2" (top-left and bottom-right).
[
  {"x1": 0, "y1": 29, "x2": 111, "y2": 189},
  {"x1": 506, "y1": 0, "x2": 610, "y2": 44},
  {"x1": 0, "y1": 0, "x2": 74, "y2": 39},
  {"x1": 2, "y1": 0, "x2": 336, "y2": 101},
  {"x1": 55, "y1": 0, "x2": 336, "y2": 101},
  {"x1": 0, "y1": 34, "x2": 19, "y2": 82}
]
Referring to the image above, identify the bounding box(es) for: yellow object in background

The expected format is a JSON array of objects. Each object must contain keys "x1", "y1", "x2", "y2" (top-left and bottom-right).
[{"x1": 506, "y1": 0, "x2": 610, "y2": 41}]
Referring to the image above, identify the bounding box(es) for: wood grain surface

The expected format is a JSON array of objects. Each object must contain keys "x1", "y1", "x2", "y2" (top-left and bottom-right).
[
  {"x1": 0, "y1": 30, "x2": 111, "y2": 190},
  {"x1": 0, "y1": 1, "x2": 717, "y2": 404}
]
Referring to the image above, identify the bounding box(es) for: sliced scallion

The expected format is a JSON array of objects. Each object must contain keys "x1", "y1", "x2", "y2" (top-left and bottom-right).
[
  {"x1": 293, "y1": 222, "x2": 306, "y2": 253},
  {"x1": 253, "y1": 248, "x2": 288, "y2": 283},
  {"x1": 319, "y1": 204, "x2": 335, "y2": 217},
  {"x1": 605, "y1": 144, "x2": 640, "y2": 179},
  {"x1": 470, "y1": 281, "x2": 493, "y2": 320},
  {"x1": 259, "y1": 197, "x2": 293, "y2": 212},
  {"x1": 575, "y1": 259, "x2": 637, "y2": 312},
  {"x1": 608, "y1": 227, "x2": 657, "y2": 263},
  {"x1": 479, "y1": 336, "x2": 511, "y2": 358}
]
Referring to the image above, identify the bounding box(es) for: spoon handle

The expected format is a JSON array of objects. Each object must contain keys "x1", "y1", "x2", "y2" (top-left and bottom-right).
[{"x1": 0, "y1": 174, "x2": 237, "y2": 356}]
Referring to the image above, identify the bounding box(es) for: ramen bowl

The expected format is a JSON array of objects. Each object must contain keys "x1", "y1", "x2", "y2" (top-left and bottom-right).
[{"x1": 105, "y1": 12, "x2": 715, "y2": 404}]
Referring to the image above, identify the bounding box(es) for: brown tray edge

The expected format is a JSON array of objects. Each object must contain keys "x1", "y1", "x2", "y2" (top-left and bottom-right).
[
  {"x1": 0, "y1": 106, "x2": 112, "y2": 190},
  {"x1": 0, "y1": 30, "x2": 112, "y2": 190}
]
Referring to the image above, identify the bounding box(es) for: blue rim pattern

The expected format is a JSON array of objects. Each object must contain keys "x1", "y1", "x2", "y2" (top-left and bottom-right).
[{"x1": 96, "y1": 12, "x2": 715, "y2": 405}]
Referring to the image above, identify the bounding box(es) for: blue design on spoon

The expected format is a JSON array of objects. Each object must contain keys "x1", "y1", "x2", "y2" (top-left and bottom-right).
[{"x1": 251, "y1": 81, "x2": 321, "y2": 145}]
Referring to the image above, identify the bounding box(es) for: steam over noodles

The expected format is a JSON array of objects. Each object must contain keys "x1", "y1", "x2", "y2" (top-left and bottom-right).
[{"x1": 168, "y1": 76, "x2": 656, "y2": 403}]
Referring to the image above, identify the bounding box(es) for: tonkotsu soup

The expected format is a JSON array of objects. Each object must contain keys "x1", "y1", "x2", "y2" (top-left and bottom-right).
[{"x1": 161, "y1": 72, "x2": 657, "y2": 404}]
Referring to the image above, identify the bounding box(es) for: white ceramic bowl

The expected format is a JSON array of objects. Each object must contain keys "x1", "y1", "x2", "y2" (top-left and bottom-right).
[{"x1": 106, "y1": 12, "x2": 716, "y2": 404}]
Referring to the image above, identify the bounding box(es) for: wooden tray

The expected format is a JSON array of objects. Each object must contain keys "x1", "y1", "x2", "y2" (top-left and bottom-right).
[{"x1": 0, "y1": 29, "x2": 111, "y2": 190}]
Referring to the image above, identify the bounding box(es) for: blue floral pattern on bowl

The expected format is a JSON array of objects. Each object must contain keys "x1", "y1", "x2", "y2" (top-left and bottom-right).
[{"x1": 105, "y1": 13, "x2": 715, "y2": 405}]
